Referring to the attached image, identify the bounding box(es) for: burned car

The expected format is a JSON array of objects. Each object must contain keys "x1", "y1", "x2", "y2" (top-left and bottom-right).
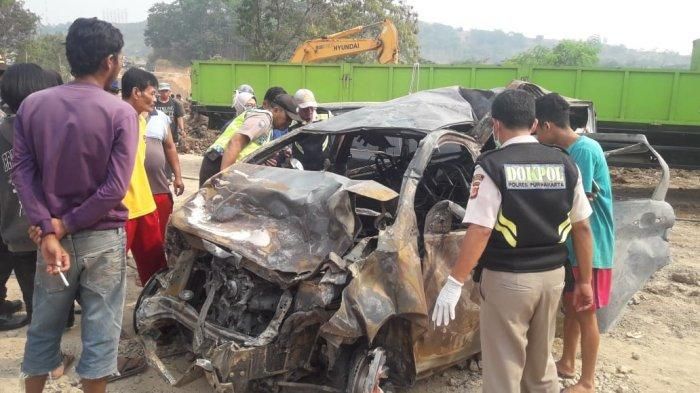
[{"x1": 135, "y1": 85, "x2": 674, "y2": 392}]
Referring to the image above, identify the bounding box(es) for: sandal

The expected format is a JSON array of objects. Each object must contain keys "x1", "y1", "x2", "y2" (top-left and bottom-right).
[
  {"x1": 557, "y1": 370, "x2": 576, "y2": 379},
  {"x1": 556, "y1": 360, "x2": 576, "y2": 379}
]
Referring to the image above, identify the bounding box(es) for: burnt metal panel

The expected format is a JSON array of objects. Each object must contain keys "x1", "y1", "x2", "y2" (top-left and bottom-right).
[{"x1": 170, "y1": 163, "x2": 397, "y2": 279}]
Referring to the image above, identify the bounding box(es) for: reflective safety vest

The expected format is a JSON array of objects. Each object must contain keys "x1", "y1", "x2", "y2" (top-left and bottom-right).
[
  {"x1": 477, "y1": 142, "x2": 579, "y2": 273},
  {"x1": 290, "y1": 114, "x2": 332, "y2": 170},
  {"x1": 207, "y1": 109, "x2": 272, "y2": 160}
]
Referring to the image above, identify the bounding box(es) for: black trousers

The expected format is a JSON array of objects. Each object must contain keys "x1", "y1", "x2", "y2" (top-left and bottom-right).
[
  {"x1": 0, "y1": 244, "x2": 36, "y2": 315},
  {"x1": 199, "y1": 153, "x2": 222, "y2": 188}
]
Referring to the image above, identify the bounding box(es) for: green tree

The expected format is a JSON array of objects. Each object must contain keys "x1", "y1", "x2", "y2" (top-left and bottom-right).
[
  {"x1": 145, "y1": 0, "x2": 243, "y2": 66},
  {"x1": 235, "y1": 0, "x2": 328, "y2": 62},
  {"x1": 16, "y1": 34, "x2": 71, "y2": 81},
  {"x1": 549, "y1": 38, "x2": 601, "y2": 67},
  {"x1": 322, "y1": 0, "x2": 420, "y2": 64},
  {"x1": 503, "y1": 45, "x2": 554, "y2": 66},
  {"x1": 236, "y1": 0, "x2": 419, "y2": 63},
  {"x1": 0, "y1": 0, "x2": 40, "y2": 61},
  {"x1": 505, "y1": 38, "x2": 601, "y2": 67}
]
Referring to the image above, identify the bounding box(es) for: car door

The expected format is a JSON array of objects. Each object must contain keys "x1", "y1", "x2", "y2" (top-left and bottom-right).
[
  {"x1": 410, "y1": 136, "x2": 483, "y2": 377},
  {"x1": 587, "y1": 133, "x2": 676, "y2": 332}
]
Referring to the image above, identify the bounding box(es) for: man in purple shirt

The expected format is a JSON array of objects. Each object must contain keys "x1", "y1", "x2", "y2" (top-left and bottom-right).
[{"x1": 12, "y1": 18, "x2": 137, "y2": 393}]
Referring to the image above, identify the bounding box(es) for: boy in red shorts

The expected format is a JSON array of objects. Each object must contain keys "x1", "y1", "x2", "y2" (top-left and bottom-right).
[{"x1": 535, "y1": 93, "x2": 615, "y2": 393}]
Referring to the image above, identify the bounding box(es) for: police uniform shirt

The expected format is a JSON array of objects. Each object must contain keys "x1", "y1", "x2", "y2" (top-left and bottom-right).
[{"x1": 463, "y1": 135, "x2": 592, "y2": 229}]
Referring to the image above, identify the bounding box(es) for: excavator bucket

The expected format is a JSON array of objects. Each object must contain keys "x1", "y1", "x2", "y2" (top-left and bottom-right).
[{"x1": 377, "y1": 19, "x2": 399, "y2": 64}]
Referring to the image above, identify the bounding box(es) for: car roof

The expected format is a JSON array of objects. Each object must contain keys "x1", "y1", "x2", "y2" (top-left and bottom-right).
[
  {"x1": 305, "y1": 86, "x2": 492, "y2": 134},
  {"x1": 500, "y1": 80, "x2": 593, "y2": 107},
  {"x1": 307, "y1": 82, "x2": 593, "y2": 135}
]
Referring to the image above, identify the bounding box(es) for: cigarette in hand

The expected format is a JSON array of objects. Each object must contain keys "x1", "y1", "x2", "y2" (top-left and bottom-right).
[
  {"x1": 58, "y1": 271, "x2": 70, "y2": 287},
  {"x1": 56, "y1": 259, "x2": 69, "y2": 287}
]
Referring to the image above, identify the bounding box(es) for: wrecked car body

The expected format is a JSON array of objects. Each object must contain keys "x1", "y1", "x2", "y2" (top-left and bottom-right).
[{"x1": 135, "y1": 85, "x2": 675, "y2": 392}]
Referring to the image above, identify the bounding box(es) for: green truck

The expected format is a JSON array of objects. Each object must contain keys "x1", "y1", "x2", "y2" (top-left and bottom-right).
[{"x1": 190, "y1": 61, "x2": 700, "y2": 168}]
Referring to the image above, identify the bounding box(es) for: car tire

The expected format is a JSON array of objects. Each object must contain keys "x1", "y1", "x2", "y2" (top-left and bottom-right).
[
  {"x1": 346, "y1": 347, "x2": 387, "y2": 393},
  {"x1": 132, "y1": 267, "x2": 168, "y2": 334}
]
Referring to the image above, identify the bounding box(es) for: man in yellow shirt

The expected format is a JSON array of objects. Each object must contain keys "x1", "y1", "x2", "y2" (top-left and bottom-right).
[{"x1": 121, "y1": 68, "x2": 167, "y2": 285}]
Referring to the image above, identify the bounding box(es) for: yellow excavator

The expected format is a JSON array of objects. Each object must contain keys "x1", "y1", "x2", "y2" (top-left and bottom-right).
[{"x1": 290, "y1": 19, "x2": 399, "y2": 64}]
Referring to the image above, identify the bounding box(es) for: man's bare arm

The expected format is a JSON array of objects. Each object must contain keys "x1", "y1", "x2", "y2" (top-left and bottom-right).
[
  {"x1": 163, "y1": 129, "x2": 184, "y2": 195},
  {"x1": 220, "y1": 133, "x2": 250, "y2": 171},
  {"x1": 571, "y1": 219, "x2": 594, "y2": 311},
  {"x1": 177, "y1": 116, "x2": 186, "y2": 138}
]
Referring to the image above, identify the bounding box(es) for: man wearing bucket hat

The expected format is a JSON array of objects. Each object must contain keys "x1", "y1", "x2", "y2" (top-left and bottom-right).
[{"x1": 155, "y1": 82, "x2": 185, "y2": 144}]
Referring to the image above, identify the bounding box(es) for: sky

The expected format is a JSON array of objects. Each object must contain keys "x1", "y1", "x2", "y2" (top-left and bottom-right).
[{"x1": 23, "y1": 0, "x2": 700, "y2": 55}]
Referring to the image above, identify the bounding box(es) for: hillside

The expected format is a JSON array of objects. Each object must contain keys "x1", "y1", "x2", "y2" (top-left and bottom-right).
[
  {"x1": 38, "y1": 20, "x2": 691, "y2": 68},
  {"x1": 418, "y1": 21, "x2": 691, "y2": 68},
  {"x1": 418, "y1": 22, "x2": 558, "y2": 64},
  {"x1": 39, "y1": 21, "x2": 150, "y2": 60}
]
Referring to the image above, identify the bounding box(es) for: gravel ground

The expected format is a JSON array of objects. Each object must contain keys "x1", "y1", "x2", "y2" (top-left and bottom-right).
[{"x1": 0, "y1": 164, "x2": 697, "y2": 393}]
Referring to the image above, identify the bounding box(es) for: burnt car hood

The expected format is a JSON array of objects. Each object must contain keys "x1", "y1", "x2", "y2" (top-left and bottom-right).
[{"x1": 170, "y1": 163, "x2": 398, "y2": 277}]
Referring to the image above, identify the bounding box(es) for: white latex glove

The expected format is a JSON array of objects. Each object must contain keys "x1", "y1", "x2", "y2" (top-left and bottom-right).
[{"x1": 431, "y1": 275, "x2": 464, "y2": 327}]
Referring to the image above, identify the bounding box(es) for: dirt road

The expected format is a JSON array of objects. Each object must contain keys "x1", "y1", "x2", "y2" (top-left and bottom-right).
[{"x1": 0, "y1": 160, "x2": 698, "y2": 393}]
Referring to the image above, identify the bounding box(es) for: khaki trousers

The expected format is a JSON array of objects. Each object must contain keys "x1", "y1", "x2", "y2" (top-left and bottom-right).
[{"x1": 479, "y1": 267, "x2": 565, "y2": 393}]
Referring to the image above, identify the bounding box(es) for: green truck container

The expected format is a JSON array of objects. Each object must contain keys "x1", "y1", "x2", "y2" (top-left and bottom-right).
[
  {"x1": 190, "y1": 61, "x2": 700, "y2": 167},
  {"x1": 692, "y1": 39, "x2": 700, "y2": 72}
]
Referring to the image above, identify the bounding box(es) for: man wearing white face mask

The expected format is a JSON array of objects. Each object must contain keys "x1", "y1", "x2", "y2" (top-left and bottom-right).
[{"x1": 431, "y1": 89, "x2": 595, "y2": 393}]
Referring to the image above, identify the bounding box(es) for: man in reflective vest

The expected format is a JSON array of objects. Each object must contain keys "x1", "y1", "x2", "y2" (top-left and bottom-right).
[
  {"x1": 432, "y1": 89, "x2": 595, "y2": 393},
  {"x1": 198, "y1": 89, "x2": 299, "y2": 186}
]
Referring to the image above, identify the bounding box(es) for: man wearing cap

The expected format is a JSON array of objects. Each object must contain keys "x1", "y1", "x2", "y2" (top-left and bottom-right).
[
  {"x1": 293, "y1": 88, "x2": 319, "y2": 125},
  {"x1": 155, "y1": 82, "x2": 185, "y2": 144},
  {"x1": 292, "y1": 88, "x2": 330, "y2": 170}
]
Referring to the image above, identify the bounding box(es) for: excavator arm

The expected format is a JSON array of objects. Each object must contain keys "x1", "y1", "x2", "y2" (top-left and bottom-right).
[{"x1": 290, "y1": 19, "x2": 399, "y2": 64}]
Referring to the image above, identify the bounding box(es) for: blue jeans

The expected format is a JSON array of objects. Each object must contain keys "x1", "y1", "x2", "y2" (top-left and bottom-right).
[{"x1": 22, "y1": 228, "x2": 126, "y2": 380}]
